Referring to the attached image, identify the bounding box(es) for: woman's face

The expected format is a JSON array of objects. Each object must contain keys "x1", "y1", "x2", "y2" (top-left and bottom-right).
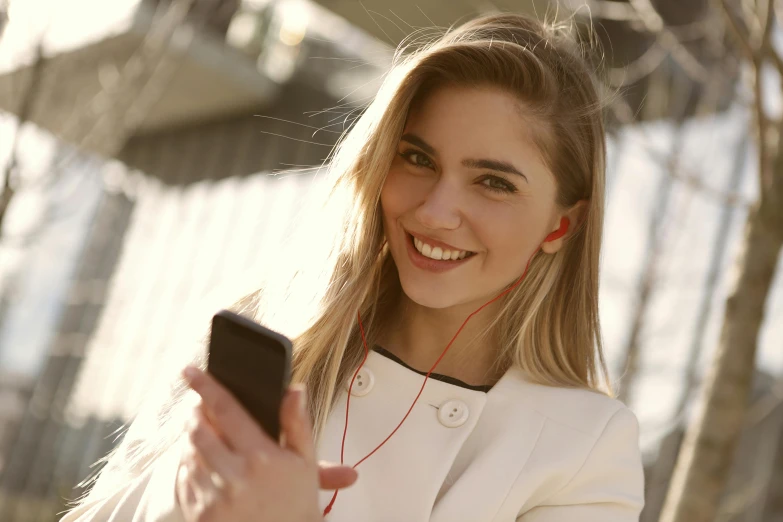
[{"x1": 381, "y1": 85, "x2": 565, "y2": 310}]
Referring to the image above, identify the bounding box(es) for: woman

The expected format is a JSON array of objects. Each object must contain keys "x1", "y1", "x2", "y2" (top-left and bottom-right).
[{"x1": 60, "y1": 11, "x2": 645, "y2": 522}]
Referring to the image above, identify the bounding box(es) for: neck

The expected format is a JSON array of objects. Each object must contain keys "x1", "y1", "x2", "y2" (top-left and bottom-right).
[{"x1": 374, "y1": 293, "x2": 504, "y2": 387}]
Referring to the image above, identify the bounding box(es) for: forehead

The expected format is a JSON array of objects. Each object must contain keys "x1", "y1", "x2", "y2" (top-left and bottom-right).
[{"x1": 403, "y1": 85, "x2": 549, "y2": 170}]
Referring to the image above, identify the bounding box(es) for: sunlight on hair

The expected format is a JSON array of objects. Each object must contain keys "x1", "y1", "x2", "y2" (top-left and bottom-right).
[{"x1": 258, "y1": 170, "x2": 354, "y2": 339}]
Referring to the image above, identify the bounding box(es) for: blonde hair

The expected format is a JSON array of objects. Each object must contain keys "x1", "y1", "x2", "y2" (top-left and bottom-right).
[{"x1": 70, "y1": 11, "x2": 612, "y2": 505}]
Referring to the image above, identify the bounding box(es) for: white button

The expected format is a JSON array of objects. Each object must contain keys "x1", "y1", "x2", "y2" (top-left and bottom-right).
[
  {"x1": 346, "y1": 367, "x2": 374, "y2": 397},
  {"x1": 438, "y1": 399, "x2": 469, "y2": 428}
]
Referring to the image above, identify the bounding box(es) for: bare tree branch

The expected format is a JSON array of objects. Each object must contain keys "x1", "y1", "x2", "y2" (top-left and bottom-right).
[
  {"x1": 572, "y1": 0, "x2": 712, "y2": 40},
  {"x1": 755, "y1": 0, "x2": 775, "y2": 191},
  {"x1": 758, "y1": 0, "x2": 775, "y2": 48},
  {"x1": 627, "y1": 0, "x2": 711, "y2": 82},
  {"x1": 608, "y1": 35, "x2": 669, "y2": 86},
  {"x1": 660, "y1": 3, "x2": 783, "y2": 521},
  {"x1": 720, "y1": 0, "x2": 776, "y2": 192},
  {"x1": 575, "y1": 0, "x2": 712, "y2": 86},
  {"x1": 721, "y1": 0, "x2": 757, "y2": 60}
]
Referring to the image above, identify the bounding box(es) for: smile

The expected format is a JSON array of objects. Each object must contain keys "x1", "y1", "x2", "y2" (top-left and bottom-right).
[
  {"x1": 413, "y1": 235, "x2": 472, "y2": 260},
  {"x1": 405, "y1": 232, "x2": 476, "y2": 273}
]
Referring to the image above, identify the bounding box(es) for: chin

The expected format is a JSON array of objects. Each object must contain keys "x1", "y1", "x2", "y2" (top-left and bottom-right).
[{"x1": 398, "y1": 277, "x2": 462, "y2": 310}]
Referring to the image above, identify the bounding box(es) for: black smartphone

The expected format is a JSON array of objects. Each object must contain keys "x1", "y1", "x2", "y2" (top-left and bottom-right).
[{"x1": 207, "y1": 309, "x2": 292, "y2": 442}]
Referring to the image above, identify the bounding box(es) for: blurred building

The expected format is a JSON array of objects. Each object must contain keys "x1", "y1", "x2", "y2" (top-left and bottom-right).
[{"x1": 0, "y1": 0, "x2": 389, "y2": 519}]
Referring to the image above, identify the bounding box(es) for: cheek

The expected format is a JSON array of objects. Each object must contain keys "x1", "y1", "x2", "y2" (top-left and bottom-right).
[
  {"x1": 381, "y1": 167, "x2": 416, "y2": 219},
  {"x1": 474, "y1": 208, "x2": 542, "y2": 259}
]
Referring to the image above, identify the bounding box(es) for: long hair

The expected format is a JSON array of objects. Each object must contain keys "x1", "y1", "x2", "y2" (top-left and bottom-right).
[{"x1": 70, "y1": 11, "x2": 612, "y2": 505}]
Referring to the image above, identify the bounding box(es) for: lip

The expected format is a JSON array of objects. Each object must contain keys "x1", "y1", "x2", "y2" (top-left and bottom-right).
[
  {"x1": 404, "y1": 231, "x2": 476, "y2": 273},
  {"x1": 405, "y1": 229, "x2": 472, "y2": 253}
]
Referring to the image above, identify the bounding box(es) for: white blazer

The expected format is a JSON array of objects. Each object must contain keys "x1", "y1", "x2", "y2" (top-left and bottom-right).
[{"x1": 60, "y1": 347, "x2": 646, "y2": 522}]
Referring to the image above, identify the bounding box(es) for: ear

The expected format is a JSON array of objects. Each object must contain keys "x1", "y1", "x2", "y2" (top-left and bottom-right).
[{"x1": 540, "y1": 200, "x2": 588, "y2": 254}]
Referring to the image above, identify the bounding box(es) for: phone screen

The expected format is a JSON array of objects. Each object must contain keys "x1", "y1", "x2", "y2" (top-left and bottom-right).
[{"x1": 207, "y1": 310, "x2": 292, "y2": 441}]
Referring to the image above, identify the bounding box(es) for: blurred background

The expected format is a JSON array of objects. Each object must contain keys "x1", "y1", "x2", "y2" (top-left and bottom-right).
[{"x1": 0, "y1": 0, "x2": 781, "y2": 521}]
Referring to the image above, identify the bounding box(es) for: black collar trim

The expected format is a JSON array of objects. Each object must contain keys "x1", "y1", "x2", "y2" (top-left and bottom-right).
[{"x1": 372, "y1": 345, "x2": 494, "y2": 393}]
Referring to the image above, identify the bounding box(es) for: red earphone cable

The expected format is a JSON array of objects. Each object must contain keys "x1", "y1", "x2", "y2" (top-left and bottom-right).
[{"x1": 322, "y1": 217, "x2": 569, "y2": 516}]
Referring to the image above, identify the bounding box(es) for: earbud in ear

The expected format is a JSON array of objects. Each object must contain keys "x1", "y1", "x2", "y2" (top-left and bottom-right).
[{"x1": 544, "y1": 216, "x2": 570, "y2": 242}]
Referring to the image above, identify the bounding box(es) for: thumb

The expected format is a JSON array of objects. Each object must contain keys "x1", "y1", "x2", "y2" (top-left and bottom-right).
[
  {"x1": 318, "y1": 461, "x2": 358, "y2": 490},
  {"x1": 281, "y1": 384, "x2": 316, "y2": 464}
]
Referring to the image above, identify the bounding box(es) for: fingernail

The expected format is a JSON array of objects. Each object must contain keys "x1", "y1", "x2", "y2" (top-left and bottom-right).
[{"x1": 183, "y1": 366, "x2": 199, "y2": 381}]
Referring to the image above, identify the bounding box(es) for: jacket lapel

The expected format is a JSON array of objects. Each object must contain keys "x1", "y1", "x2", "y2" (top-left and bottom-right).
[
  {"x1": 429, "y1": 367, "x2": 546, "y2": 522},
  {"x1": 316, "y1": 350, "x2": 489, "y2": 521},
  {"x1": 315, "y1": 352, "x2": 546, "y2": 522}
]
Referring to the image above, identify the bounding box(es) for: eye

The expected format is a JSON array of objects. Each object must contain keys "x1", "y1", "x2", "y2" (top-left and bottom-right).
[
  {"x1": 479, "y1": 175, "x2": 518, "y2": 194},
  {"x1": 399, "y1": 149, "x2": 435, "y2": 169}
]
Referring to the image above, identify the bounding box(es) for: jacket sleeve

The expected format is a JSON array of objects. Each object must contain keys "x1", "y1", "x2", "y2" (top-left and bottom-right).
[
  {"x1": 58, "y1": 436, "x2": 187, "y2": 522},
  {"x1": 517, "y1": 406, "x2": 646, "y2": 522}
]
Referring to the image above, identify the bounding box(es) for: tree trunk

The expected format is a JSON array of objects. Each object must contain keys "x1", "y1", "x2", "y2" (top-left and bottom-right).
[{"x1": 659, "y1": 133, "x2": 783, "y2": 521}]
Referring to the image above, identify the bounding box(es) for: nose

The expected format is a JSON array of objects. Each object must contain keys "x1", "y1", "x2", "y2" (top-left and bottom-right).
[{"x1": 414, "y1": 177, "x2": 462, "y2": 230}]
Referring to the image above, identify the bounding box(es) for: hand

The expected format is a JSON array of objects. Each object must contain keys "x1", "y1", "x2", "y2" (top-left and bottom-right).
[{"x1": 176, "y1": 366, "x2": 357, "y2": 522}]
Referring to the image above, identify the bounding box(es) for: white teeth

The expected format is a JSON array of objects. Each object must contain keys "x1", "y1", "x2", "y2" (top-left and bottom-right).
[{"x1": 412, "y1": 235, "x2": 471, "y2": 261}]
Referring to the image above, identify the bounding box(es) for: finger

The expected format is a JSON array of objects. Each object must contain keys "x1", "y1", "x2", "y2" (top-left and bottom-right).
[
  {"x1": 183, "y1": 445, "x2": 219, "y2": 509},
  {"x1": 280, "y1": 384, "x2": 316, "y2": 464},
  {"x1": 183, "y1": 366, "x2": 276, "y2": 455},
  {"x1": 188, "y1": 405, "x2": 248, "y2": 490},
  {"x1": 318, "y1": 461, "x2": 358, "y2": 490},
  {"x1": 175, "y1": 461, "x2": 197, "y2": 509}
]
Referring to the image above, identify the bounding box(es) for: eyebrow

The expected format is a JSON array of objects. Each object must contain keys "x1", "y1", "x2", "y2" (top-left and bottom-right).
[
  {"x1": 400, "y1": 132, "x2": 528, "y2": 181},
  {"x1": 462, "y1": 159, "x2": 527, "y2": 181},
  {"x1": 400, "y1": 133, "x2": 435, "y2": 155}
]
